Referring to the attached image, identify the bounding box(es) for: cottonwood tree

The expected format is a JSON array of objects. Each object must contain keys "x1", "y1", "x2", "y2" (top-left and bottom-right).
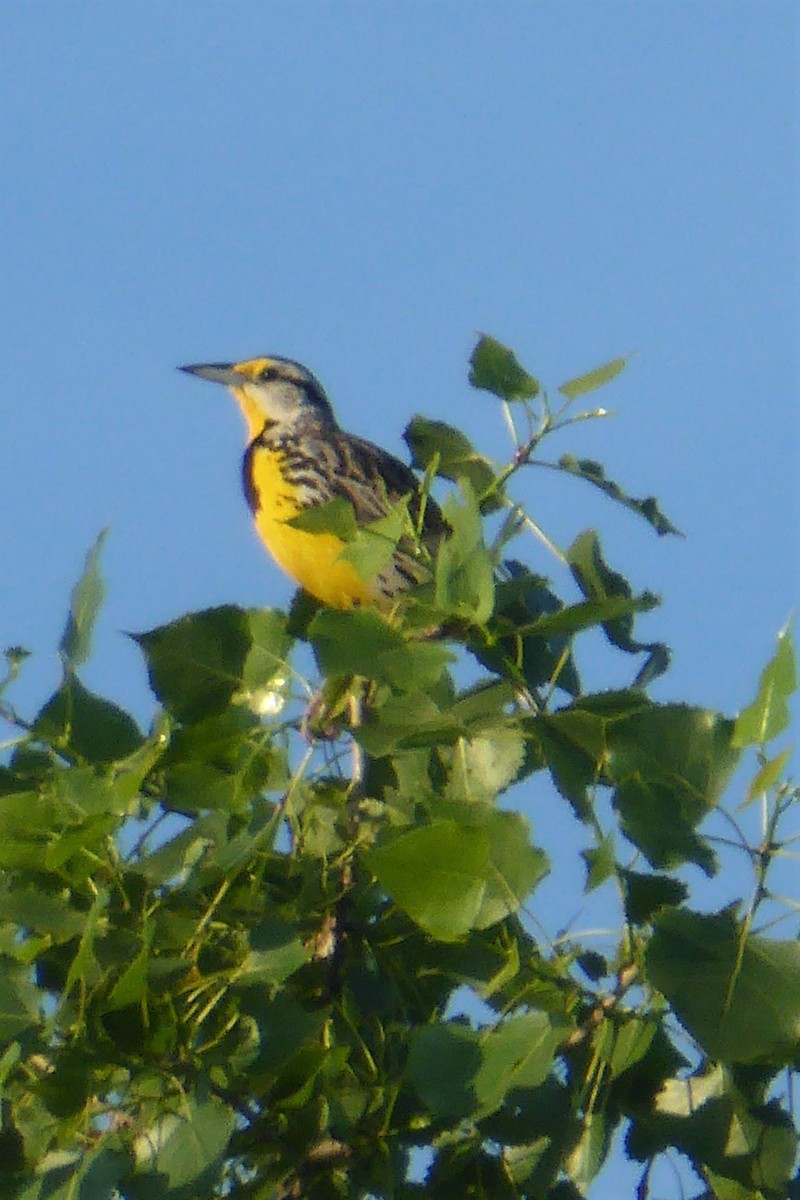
[{"x1": 0, "y1": 337, "x2": 797, "y2": 1200}]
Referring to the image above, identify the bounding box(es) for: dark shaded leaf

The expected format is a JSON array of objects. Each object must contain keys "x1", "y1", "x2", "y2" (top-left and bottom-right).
[
  {"x1": 560, "y1": 458, "x2": 682, "y2": 537},
  {"x1": 608, "y1": 703, "x2": 739, "y2": 873},
  {"x1": 568, "y1": 530, "x2": 670, "y2": 684},
  {"x1": 33, "y1": 675, "x2": 143, "y2": 764},
  {"x1": 468, "y1": 334, "x2": 540, "y2": 401},
  {"x1": 410, "y1": 1011, "x2": 565, "y2": 1123},
  {"x1": 129, "y1": 1090, "x2": 234, "y2": 1198},
  {"x1": 647, "y1": 907, "x2": 800, "y2": 1063},
  {"x1": 619, "y1": 870, "x2": 688, "y2": 925},
  {"x1": 132, "y1": 606, "x2": 251, "y2": 722},
  {"x1": 408, "y1": 1023, "x2": 482, "y2": 1119},
  {"x1": 13, "y1": 1143, "x2": 130, "y2": 1200},
  {"x1": 404, "y1": 417, "x2": 500, "y2": 503},
  {"x1": 309, "y1": 608, "x2": 452, "y2": 691}
]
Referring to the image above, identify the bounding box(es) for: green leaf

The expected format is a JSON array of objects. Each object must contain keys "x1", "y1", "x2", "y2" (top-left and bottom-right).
[
  {"x1": 409, "y1": 1012, "x2": 566, "y2": 1122},
  {"x1": 408, "y1": 1023, "x2": 483, "y2": 1119},
  {"x1": 640, "y1": 1066, "x2": 797, "y2": 1192},
  {"x1": 368, "y1": 813, "x2": 545, "y2": 939},
  {"x1": 703, "y1": 1168, "x2": 771, "y2": 1200},
  {"x1": 435, "y1": 485, "x2": 495, "y2": 623},
  {"x1": 619, "y1": 869, "x2": 688, "y2": 924},
  {"x1": 132, "y1": 605, "x2": 251, "y2": 722},
  {"x1": 163, "y1": 762, "x2": 245, "y2": 816},
  {"x1": 309, "y1": 608, "x2": 452, "y2": 692},
  {"x1": 733, "y1": 623, "x2": 796, "y2": 747},
  {"x1": 560, "y1": 458, "x2": 682, "y2": 537},
  {"x1": 368, "y1": 821, "x2": 490, "y2": 941},
  {"x1": 565, "y1": 1111, "x2": 609, "y2": 1190},
  {"x1": 568, "y1": 530, "x2": 670, "y2": 683},
  {"x1": 742, "y1": 745, "x2": 794, "y2": 807},
  {"x1": 468, "y1": 334, "x2": 540, "y2": 401},
  {"x1": 478, "y1": 565, "x2": 580, "y2": 696},
  {"x1": 14, "y1": 1144, "x2": 130, "y2": 1200},
  {"x1": 531, "y1": 707, "x2": 607, "y2": 822},
  {"x1": 523, "y1": 592, "x2": 660, "y2": 639},
  {"x1": 558, "y1": 356, "x2": 628, "y2": 400},
  {"x1": 284, "y1": 495, "x2": 358, "y2": 538},
  {"x1": 593, "y1": 1015, "x2": 658, "y2": 1081},
  {"x1": 105, "y1": 928, "x2": 152, "y2": 1011},
  {"x1": 474, "y1": 809, "x2": 549, "y2": 928},
  {"x1": 476, "y1": 1012, "x2": 567, "y2": 1112},
  {"x1": 234, "y1": 917, "x2": 309, "y2": 987},
  {"x1": 239, "y1": 607, "x2": 294, "y2": 711},
  {"x1": 33, "y1": 674, "x2": 143, "y2": 764},
  {"x1": 338, "y1": 499, "x2": 413, "y2": 583},
  {"x1": 130, "y1": 1090, "x2": 234, "y2": 1197},
  {"x1": 647, "y1": 907, "x2": 800, "y2": 1063},
  {"x1": 0, "y1": 959, "x2": 41, "y2": 1042},
  {"x1": 61, "y1": 886, "x2": 108, "y2": 1001},
  {"x1": 0, "y1": 885, "x2": 87, "y2": 943},
  {"x1": 608, "y1": 703, "x2": 739, "y2": 873},
  {"x1": 582, "y1": 832, "x2": 616, "y2": 892},
  {"x1": 446, "y1": 724, "x2": 528, "y2": 803},
  {"x1": 404, "y1": 417, "x2": 501, "y2": 502},
  {"x1": 357, "y1": 691, "x2": 465, "y2": 756},
  {"x1": 59, "y1": 529, "x2": 108, "y2": 669}
]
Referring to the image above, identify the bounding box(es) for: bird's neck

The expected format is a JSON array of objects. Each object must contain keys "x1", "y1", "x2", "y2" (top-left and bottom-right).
[{"x1": 254, "y1": 411, "x2": 339, "y2": 448}]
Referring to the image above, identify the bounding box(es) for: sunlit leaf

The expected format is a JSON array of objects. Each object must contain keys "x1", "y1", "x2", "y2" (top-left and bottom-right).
[
  {"x1": 284, "y1": 496, "x2": 358, "y2": 539},
  {"x1": 59, "y1": 529, "x2": 108, "y2": 670},
  {"x1": 558, "y1": 356, "x2": 628, "y2": 400},
  {"x1": 368, "y1": 821, "x2": 490, "y2": 941},
  {"x1": 742, "y1": 745, "x2": 794, "y2": 807},
  {"x1": 582, "y1": 832, "x2": 615, "y2": 892},
  {"x1": 733, "y1": 623, "x2": 796, "y2": 748},
  {"x1": 435, "y1": 485, "x2": 495, "y2": 623}
]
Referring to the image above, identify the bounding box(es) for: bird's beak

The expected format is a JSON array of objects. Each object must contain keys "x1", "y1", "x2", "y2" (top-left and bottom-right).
[{"x1": 179, "y1": 363, "x2": 245, "y2": 387}]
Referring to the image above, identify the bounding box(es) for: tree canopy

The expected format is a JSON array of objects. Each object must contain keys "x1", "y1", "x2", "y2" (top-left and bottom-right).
[{"x1": 0, "y1": 337, "x2": 797, "y2": 1200}]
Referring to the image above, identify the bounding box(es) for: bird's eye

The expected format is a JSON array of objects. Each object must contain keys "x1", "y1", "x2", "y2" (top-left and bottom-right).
[{"x1": 259, "y1": 367, "x2": 274, "y2": 382}]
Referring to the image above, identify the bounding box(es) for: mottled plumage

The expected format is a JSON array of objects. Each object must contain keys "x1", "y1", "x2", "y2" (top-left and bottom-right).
[{"x1": 180, "y1": 356, "x2": 444, "y2": 608}]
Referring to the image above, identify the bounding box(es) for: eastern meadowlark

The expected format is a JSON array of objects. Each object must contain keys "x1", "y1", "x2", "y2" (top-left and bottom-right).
[{"x1": 180, "y1": 356, "x2": 445, "y2": 609}]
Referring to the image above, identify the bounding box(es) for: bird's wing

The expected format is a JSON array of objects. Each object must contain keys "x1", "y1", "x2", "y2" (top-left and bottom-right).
[{"x1": 327, "y1": 433, "x2": 447, "y2": 541}]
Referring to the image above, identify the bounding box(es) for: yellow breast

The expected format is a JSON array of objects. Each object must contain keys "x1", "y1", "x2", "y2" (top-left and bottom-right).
[{"x1": 248, "y1": 442, "x2": 374, "y2": 610}]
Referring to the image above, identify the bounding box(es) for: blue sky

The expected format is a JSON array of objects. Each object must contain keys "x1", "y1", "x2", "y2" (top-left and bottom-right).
[{"x1": 2, "y1": 3, "x2": 797, "y2": 1194}]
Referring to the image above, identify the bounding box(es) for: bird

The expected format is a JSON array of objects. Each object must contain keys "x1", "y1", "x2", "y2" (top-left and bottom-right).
[{"x1": 179, "y1": 356, "x2": 445, "y2": 610}]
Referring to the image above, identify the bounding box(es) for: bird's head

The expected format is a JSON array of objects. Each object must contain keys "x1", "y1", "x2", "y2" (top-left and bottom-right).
[{"x1": 180, "y1": 355, "x2": 336, "y2": 440}]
